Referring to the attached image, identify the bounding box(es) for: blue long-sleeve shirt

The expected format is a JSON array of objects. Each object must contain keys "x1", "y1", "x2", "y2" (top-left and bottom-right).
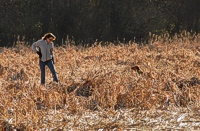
[{"x1": 31, "y1": 39, "x2": 54, "y2": 62}]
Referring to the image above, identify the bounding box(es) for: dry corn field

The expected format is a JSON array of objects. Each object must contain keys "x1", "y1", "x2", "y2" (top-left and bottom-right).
[{"x1": 1, "y1": 32, "x2": 200, "y2": 130}]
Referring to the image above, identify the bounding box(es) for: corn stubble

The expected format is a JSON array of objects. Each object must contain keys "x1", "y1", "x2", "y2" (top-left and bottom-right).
[{"x1": 1, "y1": 32, "x2": 200, "y2": 130}]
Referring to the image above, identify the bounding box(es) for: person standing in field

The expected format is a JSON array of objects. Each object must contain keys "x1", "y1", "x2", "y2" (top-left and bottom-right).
[{"x1": 31, "y1": 33, "x2": 58, "y2": 85}]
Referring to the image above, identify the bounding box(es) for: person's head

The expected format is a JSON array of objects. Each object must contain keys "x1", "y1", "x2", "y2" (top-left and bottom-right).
[{"x1": 42, "y1": 33, "x2": 56, "y2": 43}]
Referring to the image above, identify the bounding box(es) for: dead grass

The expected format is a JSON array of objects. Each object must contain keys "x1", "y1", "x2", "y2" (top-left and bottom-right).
[{"x1": 1, "y1": 32, "x2": 200, "y2": 130}]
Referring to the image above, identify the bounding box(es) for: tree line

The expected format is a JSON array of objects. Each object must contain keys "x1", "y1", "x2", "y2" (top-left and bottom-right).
[{"x1": 0, "y1": 0, "x2": 200, "y2": 47}]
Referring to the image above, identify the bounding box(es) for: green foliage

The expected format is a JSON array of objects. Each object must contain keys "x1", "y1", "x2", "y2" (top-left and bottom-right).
[{"x1": 0, "y1": 0, "x2": 200, "y2": 46}]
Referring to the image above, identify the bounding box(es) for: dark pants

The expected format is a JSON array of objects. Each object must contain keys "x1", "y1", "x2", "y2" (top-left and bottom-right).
[{"x1": 39, "y1": 60, "x2": 58, "y2": 84}]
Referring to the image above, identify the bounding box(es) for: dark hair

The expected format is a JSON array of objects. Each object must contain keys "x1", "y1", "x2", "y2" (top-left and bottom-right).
[{"x1": 42, "y1": 33, "x2": 56, "y2": 40}]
